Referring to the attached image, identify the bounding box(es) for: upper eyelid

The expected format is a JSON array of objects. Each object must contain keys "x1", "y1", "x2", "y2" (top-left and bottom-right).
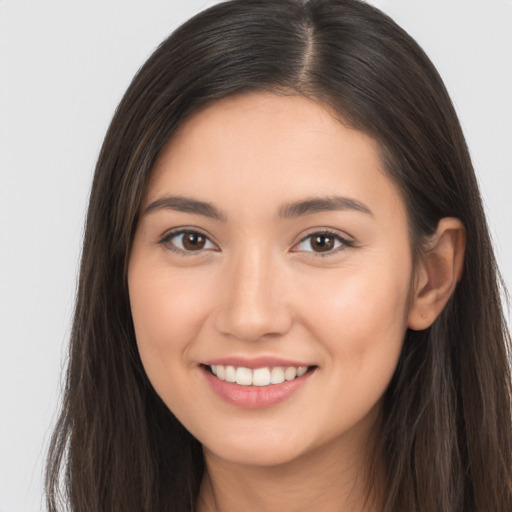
[
  {"x1": 291, "y1": 229, "x2": 353, "y2": 253},
  {"x1": 297, "y1": 228, "x2": 352, "y2": 242},
  {"x1": 159, "y1": 227, "x2": 215, "y2": 242},
  {"x1": 293, "y1": 228, "x2": 354, "y2": 247}
]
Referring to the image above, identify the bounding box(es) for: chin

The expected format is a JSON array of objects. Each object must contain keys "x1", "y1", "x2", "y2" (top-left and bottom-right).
[
  {"x1": 205, "y1": 442, "x2": 308, "y2": 468},
  {"x1": 198, "y1": 424, "x2": 323, "y2": 468}
]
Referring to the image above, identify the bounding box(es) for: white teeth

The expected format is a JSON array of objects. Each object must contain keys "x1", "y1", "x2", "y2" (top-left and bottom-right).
[
  {"x1": 216, "y1": 365, "x2": 226, "y2": 380},
  {"x1": 284, "y1": 367, "x2": 297, "y2": 381},
  {"x1": 209, "y1": 364, "x2": 310, "y2": 386},
  {"x1": 270, "y1": 367, "x2": 285, "y2": 384},
  {"x1": 235, "y1": 367, "x2": 253, "y2": 386},
  {"x1": 252, "y1": 368, "x2": 271, "y2": 386},
  {"x1": 225, "y1": 365, "x2": 236, "y2": 383}
]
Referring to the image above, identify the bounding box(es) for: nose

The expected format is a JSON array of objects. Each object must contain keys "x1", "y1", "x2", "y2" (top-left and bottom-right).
[{"x1": 213, "y1": 248, "x2": 293, "y2": 343}]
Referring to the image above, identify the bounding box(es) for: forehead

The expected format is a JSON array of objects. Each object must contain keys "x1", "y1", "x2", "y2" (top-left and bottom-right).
[{"x1": 146, "y1": 91, "x2": 404, "y2": 223}]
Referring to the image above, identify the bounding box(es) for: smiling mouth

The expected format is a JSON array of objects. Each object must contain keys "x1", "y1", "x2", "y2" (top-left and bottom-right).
[{"x1": 203, "y1": 364, "x2": 315, "y2": 386}]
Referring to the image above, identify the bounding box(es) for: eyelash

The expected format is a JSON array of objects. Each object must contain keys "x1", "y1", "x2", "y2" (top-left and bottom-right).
[
  {"x1": 158, "y1": 228, "x2": 353, "y2": 257},
  {"x1": 293, "y1": 229, "x2": 354, "y2": 257},
  {"x1": 158, "y1": 229, "x2": 218, "y2": 255}
]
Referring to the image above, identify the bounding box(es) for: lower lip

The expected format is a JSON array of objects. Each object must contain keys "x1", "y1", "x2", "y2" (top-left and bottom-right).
[{"x1": 201, "y1": 366, "x2": 314, "y2": 409}]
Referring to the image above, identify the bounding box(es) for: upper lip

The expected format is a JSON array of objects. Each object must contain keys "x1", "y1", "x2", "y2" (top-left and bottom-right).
[{"x1": 201, "y1": 356, "x2": 314, "y2": 369}]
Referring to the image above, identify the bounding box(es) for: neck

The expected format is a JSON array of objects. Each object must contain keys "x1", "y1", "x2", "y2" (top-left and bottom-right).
[{"x1": 196, "y1": 422, "x2": 384, "y2": 512}]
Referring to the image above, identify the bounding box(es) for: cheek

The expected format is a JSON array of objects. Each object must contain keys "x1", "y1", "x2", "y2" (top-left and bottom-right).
[
  {"x1": 128, "y1": 269, "x2": 212, "y2": 428},
  {"x1": 128, "y1": 259, "x2": 213, "y2": 382},
  {"x1": 298, "y1": 252, "x2": 412, "y2": 381},
  {"x1": 291, "y1": 258, "x2": 412, "y2": 438},
  {"x1": 330, "y1": 272, "x2": 409, "y2": 344}
]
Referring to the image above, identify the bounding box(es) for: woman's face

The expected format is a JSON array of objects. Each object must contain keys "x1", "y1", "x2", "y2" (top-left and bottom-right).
[{"x1": 128, "y1": 91, "x2": 414, "y2": 467}]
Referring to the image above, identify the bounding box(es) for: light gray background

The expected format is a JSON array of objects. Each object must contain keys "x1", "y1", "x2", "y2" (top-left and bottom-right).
[{"x1": 1, "y1": 1, "x2": 510, "y2": 510}]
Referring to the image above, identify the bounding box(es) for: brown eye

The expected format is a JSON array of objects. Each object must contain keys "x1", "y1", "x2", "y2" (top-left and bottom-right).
[
  {"x1": 182, "y1": 232, "x2": 207, "y2": 250},
  {"x1": 161, "y1": 230, "x2": 216, "y2": 253},
  {"x1": 310, "y1": 234, "x2": 336, "y2": 252},
  {"x1": 294, "y1": 230, "x2": 350, "y2": 255}
]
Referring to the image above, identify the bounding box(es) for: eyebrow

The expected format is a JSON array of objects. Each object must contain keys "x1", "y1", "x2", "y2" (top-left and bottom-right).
[
  {"x1": 145, "y1": 195, "x2": 228, "y2": 221},
  {"x1": 278, "y1": 195, "x2": 373, "y2": 218},
  {"x1": 144, "y1": 194, "x2": 373, "y2": 220}
]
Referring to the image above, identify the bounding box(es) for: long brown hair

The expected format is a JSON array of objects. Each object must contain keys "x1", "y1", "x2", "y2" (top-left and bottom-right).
[{"x1": 45, "y1": 1, "x2": 512, "y2": 510}]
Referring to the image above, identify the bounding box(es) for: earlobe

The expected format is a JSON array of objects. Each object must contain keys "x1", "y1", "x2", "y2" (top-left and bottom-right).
[{"x1": 408, "y1": 218, "x2": 466, "y2": 331}]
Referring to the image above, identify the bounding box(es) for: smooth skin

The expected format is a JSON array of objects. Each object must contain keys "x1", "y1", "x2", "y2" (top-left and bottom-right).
[{"x1": 128, "y1": 92, "x2": 465, "y2": 512}]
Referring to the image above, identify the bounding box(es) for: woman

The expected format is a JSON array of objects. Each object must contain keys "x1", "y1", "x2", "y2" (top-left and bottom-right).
[{"x1": 45, "y1": 0, "x2": 512, "y2": 510}]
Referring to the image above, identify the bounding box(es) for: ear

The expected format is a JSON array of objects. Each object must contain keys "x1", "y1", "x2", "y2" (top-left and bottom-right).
[{"x1": 408, "y1": 217, "x2": 466, "y2": 331}]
